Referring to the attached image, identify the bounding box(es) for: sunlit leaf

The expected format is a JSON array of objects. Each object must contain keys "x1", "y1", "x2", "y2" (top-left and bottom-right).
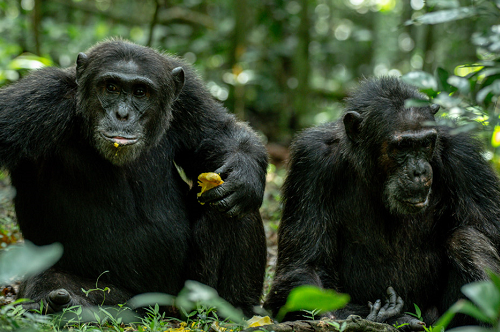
[
  {"x1": 433, "y1": 93, "x2": 461, "y2": 109},
  {"x1": 405, "y1": 7, "x2": 477, "y2": 25},
  {"x1": 8, "y1": 54, "x2": 53, "y2": 70},
  {"x1": 447, "y1": 76, "x2": 470, "y2": 95},
  {"x1": 402, "y1": 71, "x2": 438, "y2": 91}
]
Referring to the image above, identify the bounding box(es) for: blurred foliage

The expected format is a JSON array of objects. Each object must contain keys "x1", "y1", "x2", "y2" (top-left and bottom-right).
[
  {"x1": 0, "y1": 0, "x2": 498, "y2": 152},
  {"x1": 402, "y1": 0, "x2": 500, "y2": 172},
  {"x1": 430, "y1": 271, "x2": 500, "y2": 331}
]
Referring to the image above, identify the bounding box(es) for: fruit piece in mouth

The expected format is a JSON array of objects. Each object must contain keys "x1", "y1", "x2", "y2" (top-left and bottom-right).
[{"x1": 102, "y1": 133, "x2": 139, "y2": 146}]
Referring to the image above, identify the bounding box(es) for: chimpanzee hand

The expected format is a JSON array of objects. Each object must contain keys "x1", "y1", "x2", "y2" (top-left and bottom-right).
[
  {"x1": 366, "y1": 287, "x2": 425, "y2": 331},
  {"x1": 197, "y1": 157, "x2": 264, "y2": 218}
]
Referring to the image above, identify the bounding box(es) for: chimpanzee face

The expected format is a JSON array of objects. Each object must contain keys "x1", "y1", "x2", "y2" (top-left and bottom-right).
[
  {"x1": 91, "y1": 60, "x2": 159, "y2": 164},
  {"x1": 343, "y1": 92, "x2": 440, "y2": 215},
  {"x1": 381, "y1": 127, "x2": 437, "y2": 215},
  {"x1": 75, "y1": 42, "x2": 184, "y2": 165}
]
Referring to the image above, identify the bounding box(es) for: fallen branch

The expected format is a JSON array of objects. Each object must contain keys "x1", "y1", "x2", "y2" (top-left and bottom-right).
[{"x1": 246, "y1": 315, "x2": 398, "y2": 332}]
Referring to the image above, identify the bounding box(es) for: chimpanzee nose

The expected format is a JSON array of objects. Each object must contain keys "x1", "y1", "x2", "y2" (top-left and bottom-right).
[
  {"x1": 410, "y1": 160, "x2": 432, "y2": 185},
  {"x1": 115, "y1": 104, "x2": 130, "y2": 121}
]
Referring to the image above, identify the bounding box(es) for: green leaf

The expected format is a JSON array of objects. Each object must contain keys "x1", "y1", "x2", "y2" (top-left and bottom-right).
[
  {"x1": 0, "y1": 241, "x2": 63, "y2": 284},
  {"x1": 486, "y1": 270, "x2": 500, "y2": 292},
  {"x1": 176, "y1": 280, "x2": 245, "y2": 325},
  {"x1": 452, "y1": 300, "x2": 492, "y2": 324},
  {"x1": 404, "y1": 98, "x2": 432, "y2": 108},
  {"x1": 432, "y1": 93, "x2": 461, "y2": 108},
  {"x1": 436, "y1": 67, "x2": 452, "y2": 92},
  {"x1": 461, "y1": 280, "x2": 499, "y2": 322},
  {"x1": 405, "y1": 7, "x2": 477, "y2": 25},
  {"x1": 426, "y1": 0, "x2": 459, "y2": 8},
  {"x1": 276, "y1": 285, "x2": 350, "y2": 322},
  {"x1": 402, "y1": 71, "x2": 438, "y2": 91},
  {"x1": 127, "y1": 292, "x2": 175, "y2": 309},
  {"x1": 447, "y1": 76, "x2": 470, "y2": 95}
]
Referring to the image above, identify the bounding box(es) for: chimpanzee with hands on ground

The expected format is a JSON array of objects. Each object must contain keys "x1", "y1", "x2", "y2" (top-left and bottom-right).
[{"x1": 264, "y1": 76, "x2": 500, "y2": 330}]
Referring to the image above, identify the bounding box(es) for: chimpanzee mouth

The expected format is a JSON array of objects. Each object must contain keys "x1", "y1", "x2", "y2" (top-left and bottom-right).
[
  {"x1": 101, "y1": 132, "x2": 139, "y2": 146},
  {"x1": 402, "y1": 197, "x2": 429, "y2": 208}
]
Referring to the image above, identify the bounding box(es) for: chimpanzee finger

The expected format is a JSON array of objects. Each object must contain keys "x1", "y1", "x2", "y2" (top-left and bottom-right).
[
  {"x1": 366, "y1": 299, "x2": 381, "y2": 322},
  {"x1": 207, "y1": 191, "x2": 239, "y2": 213},
  {"x1": 213, "y1": 164, "x2": 233, "y2": 179},
  {"x1": 198, "y1": 181, "x2": 235, "y2": 204},
  {"x1": 407, "y1": 318, "x2": 426, "y2": 331},
  {"x1": 387, "y1": 287, "x2": 397, "y2": 309},
  {"x1": 380, "y1": 299, "x2": 389, "y2": 312},
  {"x1": 225, "y1": 202, "x2": 246, "y2": 218},
  {"x1": 381, "y1": 288, "x2": 403, "y2": 319}
]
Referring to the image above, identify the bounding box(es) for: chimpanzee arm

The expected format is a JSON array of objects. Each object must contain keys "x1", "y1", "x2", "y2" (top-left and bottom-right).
[
  {"x1": 438, "y1": 129, "x2": 500, "y2": 322},
  {"x1": 0, "y1": 67, "x2": 77, "y2": 169},
  {"x1": 169, "y1": 71, "x2": 267, "y2": 217}
]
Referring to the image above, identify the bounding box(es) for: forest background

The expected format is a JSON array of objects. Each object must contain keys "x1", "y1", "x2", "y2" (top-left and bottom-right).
[{"x1": 0, "y1": 0, "x2": 499, "y2": 331}]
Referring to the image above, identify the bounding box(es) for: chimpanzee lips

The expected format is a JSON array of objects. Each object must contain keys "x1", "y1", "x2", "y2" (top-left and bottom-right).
[
  {"x1": 402, "y1": 197, "x2": 429, "y2": 208},
  {"x1": 101, "y1": 132, "x2": 139, "y2": 146}
]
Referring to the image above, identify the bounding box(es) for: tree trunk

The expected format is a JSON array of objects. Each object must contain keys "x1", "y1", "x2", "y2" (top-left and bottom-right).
[{"x1": 291, "y1": 0, "x2": 310, "y2": 131}]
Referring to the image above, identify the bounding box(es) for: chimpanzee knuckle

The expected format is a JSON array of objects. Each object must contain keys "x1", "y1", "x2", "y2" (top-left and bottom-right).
[
  {"x1": 226, "y1": 205, "x2": 242, "y2": 218},
  {"x1": 199, "y1": 184, "x2": 228, "y2": 202}
]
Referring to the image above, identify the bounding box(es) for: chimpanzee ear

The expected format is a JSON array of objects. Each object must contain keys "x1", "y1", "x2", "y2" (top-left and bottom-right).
[
  {"x1": 171, "y1": 67, "x2": 185, "y2": 100},
  {"x1": 430, "y1": 103, "x2": 440, "y2": 115},
  {"x1": 76, "y1": 52, "x2": 88, "y2": 84},
  {"x1": 343, "y1": 111, "x2": 362, "y2": 142}
]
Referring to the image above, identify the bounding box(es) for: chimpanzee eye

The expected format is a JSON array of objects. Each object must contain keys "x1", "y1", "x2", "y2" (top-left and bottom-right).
[
  {"x1": 133, "y1": 86, "x2": 147, "y2": 98},
  {"x1": 106, "y1": 83, "x2": 119, "y2": 93}
]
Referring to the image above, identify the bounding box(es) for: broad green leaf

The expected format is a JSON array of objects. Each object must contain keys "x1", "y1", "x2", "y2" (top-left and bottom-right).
[
  {"x1": 402, "y1": 71, "x2": 438, "y2": 91},
  {"x1": 433, "y1": 93, "x2": 461, "y2": 109},
  {"x1": 436, "y1": 67, "x2": 452, "y2": 92},
  {"x1": 447, "y1": 76, "x2": 470, "y2": 95},
  {"x1": 476, "y1": 81, "x2": 499, "y2": 105},
  {"x1": 461, "y1": 280, "x2": 499, "y2": 321},
  {"x1": 0, "y1": 241, "x2": 63, "y2": 284},
  {"x1": 276, "y1": 285, "x2": 349, "y2": 321},
  {"x1": 127, "y1": 292, "x2": 175, "y2": 309},
  {"x1": 453, "y1": 300, "x2": 492, "y2": 324},
  {"x1": 176, "y1": 280, "x2": 245, "y2": 324},
  {"x1": 406, "y1": 7, "x2": 477, "y2": 25},
  {"x1": 486, "y1": 270, "x2": 500, "y2": 291},
  {"x1": 427, "y1": 0, "x2": 459, "y2": 8}
]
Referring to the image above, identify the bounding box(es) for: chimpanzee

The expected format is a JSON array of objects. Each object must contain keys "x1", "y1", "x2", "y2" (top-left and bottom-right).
[
  {"x1": 0, "y1": 39, "x2": 268, "y2": 317},
  {"x1": 264, "y1": 77, "x2": 500, "y2": 329}
]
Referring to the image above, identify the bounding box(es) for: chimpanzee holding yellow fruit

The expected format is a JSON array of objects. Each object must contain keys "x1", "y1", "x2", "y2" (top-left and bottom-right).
[{"x1": 0, "y1": 39, "x2": 267, "y2": 316}]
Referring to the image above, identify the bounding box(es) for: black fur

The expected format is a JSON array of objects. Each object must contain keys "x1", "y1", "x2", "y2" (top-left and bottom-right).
[
  {"x1": 0, "y1": 39, "x2": 267, "y2": 317},
  {"x1": 264, "y1": 77, "x2": 500, "y2": 328}
]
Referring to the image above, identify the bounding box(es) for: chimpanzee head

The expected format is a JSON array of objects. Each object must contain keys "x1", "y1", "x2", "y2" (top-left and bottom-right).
[
  {"x1": 75, "y1": 39, "x2": 185, "y2": 165},
  {"x1": 343, "y1": 77, "x2": 440, "y2": 215}
]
